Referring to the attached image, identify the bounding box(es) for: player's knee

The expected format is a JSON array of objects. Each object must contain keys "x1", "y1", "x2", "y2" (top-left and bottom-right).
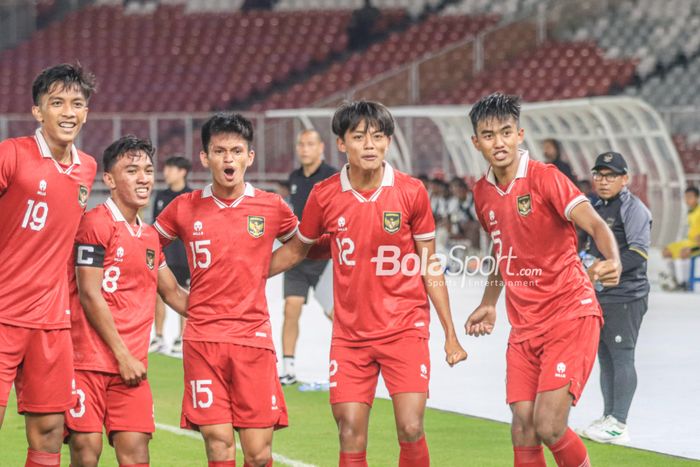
[
  {"x1": 511, "y1": 418, "x2": 537, "y2": 445},
  {"x1": 337, "y1": 423, "x2": 367, "y2": 450},
  {"x1": 203, "y1": 434, "x2": 235, "y2": 460},
  {"x1": 70, "y1": 440, "x2": 102, "y2": 467},
  {"x1": 396, "y1": 420, "x2": 424, "y2": 443},
  {"x1": 243, "y1": 447, "x2": 272, "y2": 467},
  {"x1": 534, "y1": 416, "x2": 567, "y2": 446}
]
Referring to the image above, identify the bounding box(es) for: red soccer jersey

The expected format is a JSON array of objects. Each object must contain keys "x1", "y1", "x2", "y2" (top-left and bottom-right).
[
  {"x1": 154, "y1": 183, "x2": 298, "y2": 351},
  {"x1": 0, "y1": 130, "x2": 96, "y2": 330},
  {"x1": 298, "y1": 163, "x2": 436, "y2": 347},
  {"x1": 472, "y1": 150, "x2": 601, "y2": 343},
  {"x1": 69, "y1": 199, "x2": 165, "y2": 373}
]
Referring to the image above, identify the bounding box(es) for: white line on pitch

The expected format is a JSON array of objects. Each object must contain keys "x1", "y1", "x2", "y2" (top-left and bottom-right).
[{"x1": 155, "y1": 422, "x2": 318, "y2": 467}]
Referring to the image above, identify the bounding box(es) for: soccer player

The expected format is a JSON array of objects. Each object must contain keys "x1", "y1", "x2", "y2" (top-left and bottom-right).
[
  {"x1": 0, "y1": 63, "x2": 97, "y2": 467},
  {"x1": 280, "y1": 129, "x2": 337, "y2": 385},
  {"x1": 149, "y1": 156, "x2": 193, "y2": 355},
  {"x1": 65, "y1": 136, "x2": 189, "y2": 467},
  {"x1": 154, "y1": 113, "x2": 296, "y2": 467},
  {"x1": 269, "y1": 100, "x2": 468, "y2": 467},
  {"x1": 661, "y1": 186, "x2": 700, "y2": 290},
  {"x1": 465, "y1": 93, "x2": 621, "y2": 467}
]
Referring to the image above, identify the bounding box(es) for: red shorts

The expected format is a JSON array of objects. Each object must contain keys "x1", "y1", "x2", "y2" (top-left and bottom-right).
[
  {"x1": 181, "y1": 341, "x2": 288, "y2": 431},
  {"x1": 65, "y1": 370, "x2": 154, "y2": 439},
  {"x1": 506, "y1": 315, "x2": 601, "y2": 406},
  {"x1": 329, "y1": 336, "x2": 430, "y2": 406},
  {"x1": 0, "y1": 323, "x2": 74, "y2": 413}
]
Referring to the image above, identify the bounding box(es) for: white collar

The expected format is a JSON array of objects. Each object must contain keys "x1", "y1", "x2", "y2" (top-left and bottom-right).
[
  {"x1": 34, "y1": 128, "x2": 81, "y2": 173},
  {"x1": 485, "y1": 149, "x2": 530, "y2": 196},
  {"x1": 339, "y1": 162, "x2": 394, "y2": 203},
  {"x1": 202, "y1": 182, "x2": 255, "y2": 208},
  {"x1": 105, "y1": 197, "x2": 143, "y2": 237}
]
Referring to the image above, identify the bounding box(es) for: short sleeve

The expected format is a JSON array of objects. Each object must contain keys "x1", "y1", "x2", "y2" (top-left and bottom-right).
[
  {"x1": 621, "y1": 196, "x2": 652, "y2": 255},
  {"x1": 276, "y1": 194, "x2": 299, "y2": 242},
  {"x1": 410, "y1": 183, "x2": 436, "y2": 241},
  {"x1": 153, "y1": 197, "x2": 180, "y2": 247},
  {"x1": 298, "y1": 186, "x2": 324, "y2": 244},
  {"x1": 0, "y1": 139, "x2": 18, "y2": 195},
  {"x1": 158, "y1": 247, "x2": 168, "y2": 270},
  {"x1": 539, "y1": 166, "x2": 588, "y2": 221},
  {"x1": 74, "y1": 211, "x2": 113, "y2": 268}
]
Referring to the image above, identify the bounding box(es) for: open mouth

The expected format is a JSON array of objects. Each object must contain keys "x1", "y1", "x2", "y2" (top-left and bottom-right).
[
  {"x1": 223, "y1": 168, "x2": 235, "y2": 181},
  {"x1": 59, "y1": 122, "x2": 77, "y2": 129},
  {"x1": 135, "y1": 187, "x2": 150, "y2": 197}
]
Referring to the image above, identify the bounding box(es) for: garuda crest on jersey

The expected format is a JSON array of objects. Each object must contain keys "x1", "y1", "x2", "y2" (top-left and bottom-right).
[
  {"x1": 383, "y1": 211, "x2": 401, "y2": 234},
  {"x1": 248, "y1": 216, "x2": 265, "y2": 238},
  {"x1": 146, "y1": 249, "x2": 155, "y2": 270},
  {"x1": 78, "y1": 184, "x2": 89, "y2": 207},
  {"x1": 517, "y1": 194, "x2": 532, "y2": 216}
]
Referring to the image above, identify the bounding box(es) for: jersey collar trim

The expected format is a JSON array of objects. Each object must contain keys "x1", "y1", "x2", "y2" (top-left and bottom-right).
[
  {"x1": 34, "y1": 128, "x2": 81, "y2": 174},
  {"x1": 105, "y1": 197, "x2": 143, "y2": 237},
  {"x1": 202, "y1": 182, "x2": 255, "y2": 208},
  {"x1": 485, "y1": 149, "x2": 529, "y2": 196},
  {"x1": 339, "y1": 162, "x2": 394, "y2": 203}
]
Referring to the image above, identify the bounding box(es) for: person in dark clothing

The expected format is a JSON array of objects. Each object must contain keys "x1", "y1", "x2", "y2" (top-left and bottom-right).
[
  {"x1": 580, "y1": 151, "x2": 652, "y2": 445},
  {"x1": 149, "y1": 156, "x2": 193, "y2": 355},
  {"x1": 543, "y1": 138, "x2": 577, "y2": 183},
  {"x1": 348, "y1": 0, "x2": 380, "y2": 50},
  {"x1": 280, "y1": 129, "x2": 337, "y2": 385}
]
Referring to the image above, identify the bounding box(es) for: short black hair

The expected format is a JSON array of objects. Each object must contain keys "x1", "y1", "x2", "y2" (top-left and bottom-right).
[
  {"x1": 32, "y1": 63, "x2": 96, "y2": 106},
  {"x1": 164, "y1": 156, "x2": 191, "y2": 175},
  {"x1": 469, "y1": 92, "x2": 521, "y2": 134},
  {"x1": 450, "y1": 176, "x2": 468, "y2": 189},
  {"x1": 543, "y1": 138, "x2": 562, "y2": 157},
  {"x1": 686, "y1": 186, "x2": 700, "y2": 197},
  {"x1": 332, "y1": 100, "x2": 395, "y2": 138},
  {"x1": 201, "y1": 113, "x2": 254, "y2": 153},
  {"x1": 103, "y1": 135, "x2": 155, "y2": 172}
]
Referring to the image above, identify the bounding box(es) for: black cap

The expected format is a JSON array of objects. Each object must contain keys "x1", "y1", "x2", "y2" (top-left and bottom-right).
[{"x1": 592, "y1": 151, "x2": 627, "y2": 174}]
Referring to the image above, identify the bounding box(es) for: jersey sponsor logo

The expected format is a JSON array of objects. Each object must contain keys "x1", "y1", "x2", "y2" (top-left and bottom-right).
[
  {"x1": 338, "y1": 216, "x2": 347, "y2": 231},
  {"x1": 247, "y1": 215, "x2": 265, "y2": 238},
  {"x1": 146, "y1": 249, "x2": 156, "y2": 270},
  {"x1": 420, "y1": 363, "x2": 428, "y2": 379},
  {"x1": 116, "y1": 246, "x2": 125, "y2": 260},
  {"x1": 517, "y1": 194, "x2": 532, "y2": 216},
  {"x1": 488, "y1": 210, "x2": 497, "y2": 226},
  {"x1": 78, "y1": 184, "x2": 89, "y2": 207},
  {"x1": 383, "y1": 211, "x2": 401, "y2": 234},
  {"x1": 605, "y1": 217, "x2": 615, "y2": 228},
  {"x1": 38, "y1": 179, "x2": 47, "y2": 196},
  {"x1": 271, "y1": 395, "x2": 279, "y2": 411},
  {"x1": 193, "y1": 220, "x2": 204, "y2": 236},
  {"x1": 291, "y1": 183, "x2": 297, "y2": 194},
  {"x1": 555, "y1": 362, "x2": 567, "y2": 378},
  {"x1": 157, "y1": 199, "x2": 164, "y2": 210}
]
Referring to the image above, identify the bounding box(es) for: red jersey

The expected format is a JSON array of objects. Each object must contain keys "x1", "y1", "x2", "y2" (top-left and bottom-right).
[
  {"x1": 0, "y1": 130, "x2": 96, "y2": 330},
  {"x1": 69, "y1": 199, "x2": 165, "y2": 373},
  {"x1": 154, "y1": 183, "x2": 298, "y2": 351},
  {"x1": 298, "y1": 163, "x2": 436, "y2": 347},
  {"x1": 472, "y1": 150, "x2": 601, "y2": 343}
]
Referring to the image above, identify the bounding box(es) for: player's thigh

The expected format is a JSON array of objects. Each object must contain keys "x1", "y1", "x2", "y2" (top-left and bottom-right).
[
  {"x1": 66, "y1": 371, "x2": 108, "y2": 435},
  {"x1": 25, "y1": 412, "x2": 65, "y2": 451},
  {"x1": 181, "y1": 341, "x2": 232, "y2": 429},
  {"x1": 229, "y1": 345, "x2": 288, "y2": 430},
  {"x1": 0, "y1": 323, "x2": 29, "y2": 410},
  {"x1": 391, "y1": 392, "x2": 427, "y2": 441},
  {"x1": 19, "y1": 328, "x2": 74, "y2": 414},
  {"x1": 331, "y1": 401, "x2": 371, "y2": 447},
  {"x1": 377, "y1": 337, "x2": 430, "y2": 397},
  {"x1": 506, "y1": 337, "x2": 541, "y2": 405},
  {"x1": 329, "y1": 345, "x2": 380, "y2": 406},
  {"x1": 509, "y1": 400, "x2": 538, "y2": 445},
  {"x1": 538, "y1": 316, "x2": 600, "y2": 406},
  {"x1": 199, "y1": 423, "x2": 236, "y2": 461},
  {"x1": 68, "y1": 431, "x2": 104, "y2": 465},
  {"x1": 105, "y1": 376, "x2": 154, "y2": 439},
  {"x1": 112, "y1": 431, "x2": 150, "y2": 464}
]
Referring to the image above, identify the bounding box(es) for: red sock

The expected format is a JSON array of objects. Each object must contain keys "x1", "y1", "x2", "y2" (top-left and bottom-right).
[
  {"x1": 243, "y1": 460, "x2": 272, "y2": 467},
  {"x1": 339, "y1": 451, "x2": 367, "y2": 467},
  {"x1": 25, "y1": 449, "x2": 59, "y2": 467},
  {"x1": 548, "y1": 428, "x2": 590, "y2": 467},
  {"x1": 399, "y1": 436, "x2": 430, "y2": 467},
  {"x1": 209, "y1": 461, "x2": 235, "y2": 467},
  {"x1": 514, "y1": 445, "x2": 546, "y2": 466}
]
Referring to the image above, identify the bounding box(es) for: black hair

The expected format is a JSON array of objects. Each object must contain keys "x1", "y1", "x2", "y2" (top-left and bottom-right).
[
  {"x1": 201, "y1": 113, "x2": 254, "y2": 153},
  {"x1": 164, "y1": 156, "x2": 191, "y2": 175},
  {"x1": 469, "y1": 92, "x2": 521, "y2": 134},
  {"x1": 32, "y1": 63, "x2": 96, "y2": 105},
  {"x1": 686, "y1": 186, "x2": 700, "y2": 197},
  {"x1": 450, "y1": 176, "x2": 468, "y2": 189},
  {"x1": 103, "y1": 135, "x2": 155, "y2": 172},
  {"x1": 543, "y1": 138, "x2": 562, "y2": 158},
  {"x1": 332, "y1": 100, "x2": 395, "y2": 138},
  {"x1": 417, "y1": 174, "x2": 429, "y2": 182}
]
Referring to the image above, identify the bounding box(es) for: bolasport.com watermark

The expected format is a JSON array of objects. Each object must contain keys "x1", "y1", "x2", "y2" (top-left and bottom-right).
[{"x1": 369, "y1": 244, "x2": 542, "y2": 288}]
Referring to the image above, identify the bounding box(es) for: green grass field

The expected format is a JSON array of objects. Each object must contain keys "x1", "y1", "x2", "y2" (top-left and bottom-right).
[{"x1": 1, "y1": 354, "x2": 697, "y2": 466}]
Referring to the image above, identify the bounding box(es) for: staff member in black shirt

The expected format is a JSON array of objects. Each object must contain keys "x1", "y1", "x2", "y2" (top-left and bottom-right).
[
  {"x1": 280, "y1": 130, "x2": 337, "y2": 385},
  {"x1": 149, "y1": 156, "x2": 193, "y2": 355}
]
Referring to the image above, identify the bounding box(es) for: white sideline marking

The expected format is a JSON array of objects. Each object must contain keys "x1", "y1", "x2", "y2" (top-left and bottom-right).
[{"x1": 155, "y1": 422, "x2": 318, "y2": 467}]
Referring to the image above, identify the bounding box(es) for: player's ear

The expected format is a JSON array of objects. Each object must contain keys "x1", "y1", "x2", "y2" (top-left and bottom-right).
[
  {"x1": 199, "y1": 151, "x2": 209, "y2": 168},
  {"x1": 102, "y1": 171, "x2": 116, "y2": 189},
  {"x1": 82, "y1": 107, "x2": 89, "y2": 124},
  {"x1": 246, "y1": 149, "x2": 255, "y2": 168},
  {"x1": 470, "y1": 134, "x2": 479, "y2": 149},
  {"x1": 31, "y1": 105, "x2": 43, "y2": 124},
  {"x1": 336, "y1": 136, "x2": 346, "y2": 154},
  {"x1": 517, "y1": 127, "x2": 525, "y2": 144}
]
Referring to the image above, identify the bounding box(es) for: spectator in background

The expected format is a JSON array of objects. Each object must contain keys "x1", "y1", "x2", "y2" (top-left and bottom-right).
[
  {"x1": 149, "y1": 156, "x2": 192, "y2": 355},
  {"x1": 661, "y1": 186, "x2": 700, "y2": 290},
  {"x1": 577, "y1": 179, "x2": 600, "y2": 250},
  {"x1": 417, "y1": 173, "x2": 430, "y2": 192},
  {"x1": 580, "y1": 152, "x2": 652, "y2": 445},
  {"x1": 277, "y1": 180, "x2": 291, "y2": 206},
  {"x1": 446, "y1": 177, "x2": 480, "y2": 251},
  {"x1": 543, "y1": 138, "x2": 577, "y2": 182},
  {"x1": 430, "y1": 178, "x2": 450, "y2": 255},
  {"x1": 348, "y1": 0, "x2": 380, "y2": 50}
]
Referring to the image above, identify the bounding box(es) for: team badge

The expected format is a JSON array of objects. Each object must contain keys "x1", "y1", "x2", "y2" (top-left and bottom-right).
[
  {"x1": 78, "y1": 185, "x2": 89, "y2": 207},
  {"x1": 383, "y1": 212, "x2": 401, "y2": 234},
  {"x1": 516, "y1": 194, "x2": 532, "y2": 216},
  {"x1": 146, "y1": 249, "x2": 155, "y2": 270},
  {"x1": 247, "y1": 216, "x2": 265, "y2": 238}
]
